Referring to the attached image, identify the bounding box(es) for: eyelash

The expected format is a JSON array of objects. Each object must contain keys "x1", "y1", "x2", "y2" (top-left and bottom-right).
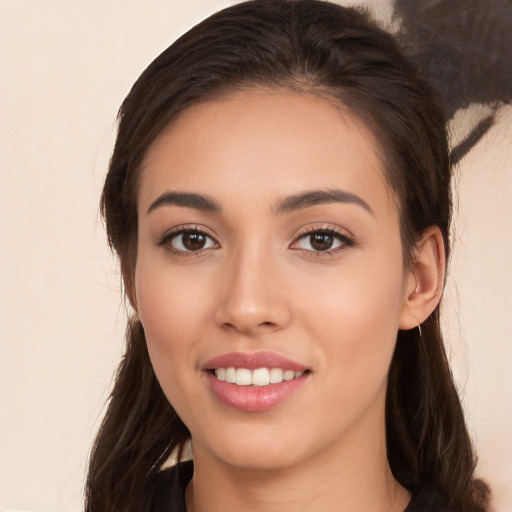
[
  {"x1": 156, "y1": 225, "x2": 355, "y2": 257},
  {"x1": 157, "y1": 225, "x2": 219, "y2": 256},
  {"x1": 291, "y1": 226, "x2": 355, "y2": 257}
]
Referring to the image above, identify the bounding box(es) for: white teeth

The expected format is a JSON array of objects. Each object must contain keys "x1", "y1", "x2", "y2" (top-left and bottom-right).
[
  {"x1": 225, "y1": 367, "x2": 236, "y2": 384},
  {"x1": 269, "y1": 368, "x2": 284, "y2": 384},
  {"x1": 283, "y1": 370, "x2": 295, "y2": 381},
  {"x1": 214, "y1": 367, "x2": 306, "y2": 386},
  {"x1": 236, "y1": 368, "x2": 252, "y2": 386},
  {"x1": 252, "y1": 367, "x2": 270, "y2": 386}
]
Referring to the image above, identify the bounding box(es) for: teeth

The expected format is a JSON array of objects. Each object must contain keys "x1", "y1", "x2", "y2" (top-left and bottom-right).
[
  {"x1": 283, "y1": 370, "x2": 295, "y2": 381},
  {"x1": 269, "y1": 368, "x2": 284, "y2": 384},
  {"x1": 236, "y1": 368, "x2": 252, "y2": 386},
  {"x1": 252, "y1": 368, "x2": 270, "y2": 386},
  {"x1": 214, "y1": 367, "x2": 305, "y2": 386},
  {"x1": 225, "y1": 367, "x2": 236, "y2": 383}
]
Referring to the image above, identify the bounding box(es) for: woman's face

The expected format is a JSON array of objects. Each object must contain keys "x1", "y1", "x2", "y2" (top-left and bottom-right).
[{"x1": 135, "y1": 90, "x2": 415, "y2": 470}]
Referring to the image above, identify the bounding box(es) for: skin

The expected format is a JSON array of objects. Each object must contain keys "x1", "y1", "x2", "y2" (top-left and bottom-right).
[{"x1": 134, "y1": 90, "x2": 445, "y2": 512}]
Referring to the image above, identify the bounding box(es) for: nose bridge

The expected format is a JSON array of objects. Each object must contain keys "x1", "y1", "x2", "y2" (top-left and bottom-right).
[{"x1": 215, "y1": 235, "x2": 288, "y2": 333}]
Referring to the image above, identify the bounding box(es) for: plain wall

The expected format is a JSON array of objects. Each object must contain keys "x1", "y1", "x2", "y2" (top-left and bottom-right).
[{"x1": 0, "y1": 1, "x2": 510, "y2": 510}]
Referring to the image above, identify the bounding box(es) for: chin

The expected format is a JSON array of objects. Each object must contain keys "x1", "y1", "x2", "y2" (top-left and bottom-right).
[
  {"x1": 217, "y1": 446, "x2": 301, "y2": 472},
  {"x1": 192, "y1": 423, "x2": 307, "y2": 471}
]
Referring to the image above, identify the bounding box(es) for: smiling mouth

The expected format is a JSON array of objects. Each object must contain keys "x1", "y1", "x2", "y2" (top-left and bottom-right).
[
  {"x1": 212, "y1": 367, "x2": 308, "y2": 386},
  {"x1": 205, "y1": 355, "x2": 311, "y2": 411}
]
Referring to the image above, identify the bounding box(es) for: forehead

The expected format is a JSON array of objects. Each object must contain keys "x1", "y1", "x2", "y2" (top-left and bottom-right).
[{"x1": 138, "y1": 90, "x2": 394, "y2": 217}]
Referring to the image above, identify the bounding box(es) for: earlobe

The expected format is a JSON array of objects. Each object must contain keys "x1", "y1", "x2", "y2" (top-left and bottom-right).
[{"x1": 398, "y1": 226, "x2": 446, "y2": 330}]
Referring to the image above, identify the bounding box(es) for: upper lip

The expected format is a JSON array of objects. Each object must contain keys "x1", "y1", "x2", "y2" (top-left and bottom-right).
[{"x1": 202, "y1": 351, "x2": 309, "y2": 372}]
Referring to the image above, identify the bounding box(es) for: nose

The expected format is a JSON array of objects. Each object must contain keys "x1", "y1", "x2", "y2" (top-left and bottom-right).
[{"x1": 214, "y1": 243, "x2": 291, "y2": 336}]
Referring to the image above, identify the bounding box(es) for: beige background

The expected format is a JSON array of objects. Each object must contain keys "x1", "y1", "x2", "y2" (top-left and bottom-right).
[{"x1": 0, "y1": 1, "x2": 510, "y2": 511}]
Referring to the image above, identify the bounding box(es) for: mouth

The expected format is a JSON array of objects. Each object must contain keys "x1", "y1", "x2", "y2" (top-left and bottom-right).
[
  {"x1": 203, "y1": 352, "x2": 311, "y2": 411},
  {"x1": 211, "y1": 367, "x2": 308, "y2": 386}
]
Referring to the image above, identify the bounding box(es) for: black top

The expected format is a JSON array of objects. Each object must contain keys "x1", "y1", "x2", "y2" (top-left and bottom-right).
[{"x1": 150, "y1": 460, "x2": 448, "y2": 512}]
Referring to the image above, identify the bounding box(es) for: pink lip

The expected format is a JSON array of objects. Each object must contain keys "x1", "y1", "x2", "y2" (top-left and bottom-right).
[
  {"x1": 202, "y1": 351, "x2": 310, "y2": 412},
  {"x1": 202, "y1": 351, "x2": 308, "y2": 371}
]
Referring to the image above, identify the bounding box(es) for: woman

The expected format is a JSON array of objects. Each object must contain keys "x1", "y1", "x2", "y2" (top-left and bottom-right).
[{"x1": 85, "y1": 1, "x2": 491, "y2": 511}]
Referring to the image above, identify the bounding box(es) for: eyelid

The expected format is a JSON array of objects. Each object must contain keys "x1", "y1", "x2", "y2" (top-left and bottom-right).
[
  {"x1": 289, "y1": 224, "x2": 356, "y2": 255},
  {"x1": 293, "y1": 223, "x2": 354, "y2": 240},
  {"x1": 155, "y1": 223, "x2": 354, "y2": 257},
  {"x1": 156, "y1": 224, "x2": 220, "y2": 253}
]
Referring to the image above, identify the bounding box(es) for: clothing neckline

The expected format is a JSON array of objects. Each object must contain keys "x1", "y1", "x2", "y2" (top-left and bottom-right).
[{"x1": 149, "y1": 460, "x2": 445, "y2": 512}]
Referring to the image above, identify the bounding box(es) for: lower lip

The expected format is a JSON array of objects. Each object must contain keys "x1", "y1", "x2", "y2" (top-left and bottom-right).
[{"x1": 205, "y1": 372, "x2": 309, "y2": 412}]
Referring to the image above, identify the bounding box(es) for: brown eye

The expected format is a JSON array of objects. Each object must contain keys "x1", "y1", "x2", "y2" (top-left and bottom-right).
[
  {"x1": 182, "y1": 232, "x2": 207, "y2": 250},
  {"x1": 310, "y1": 233, "x2": 334, "y2": 251},
  {"x1": 162, "y1": 229, "x2": 217, "y2": 253},
  {"x1": 291, "y1": 228, "x2": 352, "y2": 254}
]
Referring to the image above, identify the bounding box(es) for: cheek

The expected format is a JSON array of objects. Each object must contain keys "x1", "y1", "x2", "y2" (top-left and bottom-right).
[
  {"x1": 135, "y1": 247, "x2": 215, "y2": 340},
  {"x1": 295, "y1": 251, "x2": 405, "y2": 400},
  {"x1": 133, "y1": 256, "x2": 215, "y2": 401}
]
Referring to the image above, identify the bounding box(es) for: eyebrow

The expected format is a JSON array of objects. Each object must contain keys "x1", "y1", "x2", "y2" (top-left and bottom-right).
[
  {"x1": 274, "y1": 189, "x2": 373, "y2": 215},
  {"x1": 146, "y1": 188, "x2": 372, "y2": 216},
  {"x1": 146, "y1": 191, "x2": 222, "y2": 215}
]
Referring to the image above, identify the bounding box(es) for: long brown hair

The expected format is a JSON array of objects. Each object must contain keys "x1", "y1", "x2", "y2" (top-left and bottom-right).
[{"x1": 86, "y1": 1, "x2": 490, "y2": 510}]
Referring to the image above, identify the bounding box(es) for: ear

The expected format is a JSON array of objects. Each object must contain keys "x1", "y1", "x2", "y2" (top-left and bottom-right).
[{"x1": 398, "y1": 226, "x2": 446, "y2": 330}]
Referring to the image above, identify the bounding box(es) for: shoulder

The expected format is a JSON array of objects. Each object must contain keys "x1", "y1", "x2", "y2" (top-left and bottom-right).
[{"x1": 149, "y1": 460, "x2": 194, "y2": 512}]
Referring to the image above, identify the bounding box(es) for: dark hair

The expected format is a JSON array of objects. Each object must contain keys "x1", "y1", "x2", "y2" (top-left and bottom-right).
[{"x1": 86, "y1": 1, "x2": 490, "y2": 511}]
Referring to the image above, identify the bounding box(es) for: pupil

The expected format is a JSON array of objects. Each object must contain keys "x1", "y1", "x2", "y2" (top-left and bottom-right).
[
  {"x1": 183, "y1": 232, "x2": 206, "y2": 250},
  {"x1": 311, "y1": 233, "x2": 333, "y2": 251}
]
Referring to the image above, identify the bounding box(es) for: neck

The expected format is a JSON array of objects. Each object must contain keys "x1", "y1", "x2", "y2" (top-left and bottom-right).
[{"x1": 186, "y1": 416, "x2": 410, "y2": 512}]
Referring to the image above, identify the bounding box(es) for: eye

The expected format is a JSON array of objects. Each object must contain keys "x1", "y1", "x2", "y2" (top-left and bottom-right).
[
  {"x1": 291, "y1": 228, "x2": 353, "y2": 254},
  {"x1": 157, "y1": 227, "x2": 218, "y2": 254}
]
